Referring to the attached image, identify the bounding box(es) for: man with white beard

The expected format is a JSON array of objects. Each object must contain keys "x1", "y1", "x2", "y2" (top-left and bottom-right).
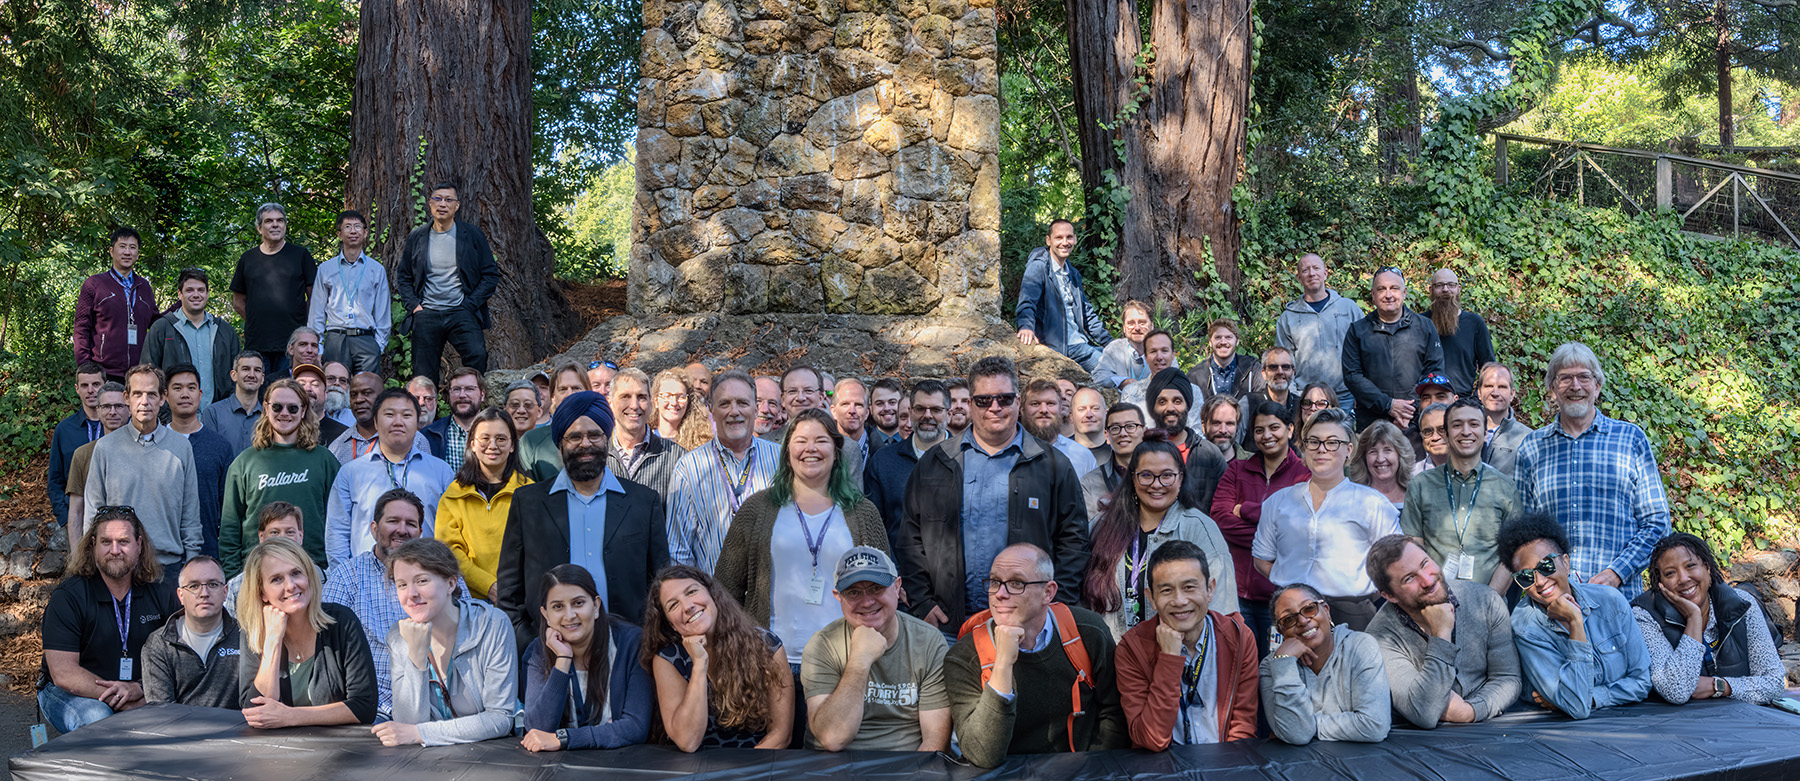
[
  {"x1": 322, "y1": 361, "x2": 355, "y2": 427},
  {"x1": 1514, "y1": 343, "x2": 1670, "y2": 598}
]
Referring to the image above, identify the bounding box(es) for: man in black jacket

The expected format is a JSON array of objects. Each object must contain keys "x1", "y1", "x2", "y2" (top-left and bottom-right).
[
  {"x1": 495, "y1": 391, "x2": 667, "y2": 653},
  {"x1": 1141, "y1": 368, "x2": 1228, "y2": 513},
  {"x1": 395, "y1": 181, "x2": 500, "y2": 386},
  {"x1": 894, "y1": 356, "x2": 1091, "y2": 638},
  {"x1": 141, "y1": 268, "x2": 240, "y2": 404},
  {"x1": 1341, "y1": 267, "x2": 1444, "y2": 432},
  {"x1": 142, "y1": 556, "x2": 240, "y2": 709}
]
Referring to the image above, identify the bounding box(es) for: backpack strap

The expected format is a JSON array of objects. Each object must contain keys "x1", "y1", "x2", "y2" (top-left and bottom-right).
[{"x1": 967, "y1": 603, "x2": 1094, "y2": 754}]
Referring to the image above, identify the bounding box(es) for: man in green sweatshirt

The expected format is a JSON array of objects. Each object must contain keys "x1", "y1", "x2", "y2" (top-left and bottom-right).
[{"x1": 218, "y1": 378, "x2": 341, "y2": 576}]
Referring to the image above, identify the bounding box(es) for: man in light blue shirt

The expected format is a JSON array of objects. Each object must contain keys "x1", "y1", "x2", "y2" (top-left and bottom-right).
[
  {"x1": 556, "y1": 464, "x2": 627, "y2": 608},
  {"x1": 324, "y1": 388, "x2": 454, "y2": 567},
  {"x1": 309, "y1": 211, "x2": 392, "y2": 374},
  {"x1": 1497, "y1": 511, "x2": 1651, "y2": 719}
]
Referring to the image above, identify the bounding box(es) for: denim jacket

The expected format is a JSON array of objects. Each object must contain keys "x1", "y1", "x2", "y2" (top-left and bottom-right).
[{"x1": 1511, "y1": 581, "x2": 1651, "y2": 719}]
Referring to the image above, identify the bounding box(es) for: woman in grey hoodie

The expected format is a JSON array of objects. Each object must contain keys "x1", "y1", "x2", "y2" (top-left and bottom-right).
[
  {"x1": 1258, "y1": 583, "x2": 1391, "y2": 744},
  {"x1": 376, "y1": 538, "x2": 518, "y2": 746}
]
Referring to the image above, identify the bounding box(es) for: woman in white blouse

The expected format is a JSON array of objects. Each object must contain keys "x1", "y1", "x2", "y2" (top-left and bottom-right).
[{"x1": 1252, "y1": 408, "x2": 1400, "y2": 631}]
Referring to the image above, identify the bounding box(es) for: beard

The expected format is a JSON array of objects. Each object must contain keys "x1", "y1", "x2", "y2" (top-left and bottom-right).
[
  {"x1": 1430, "y1": 291, "x2": 1461, "y2": 337},
  {"x1": 99, "y1": 554, "x2": 133, "y2": 581},
  {"x1": 563, "y1": 443, "x2": 608, "y2": 482},
  {"x1": 1022, "y1": 416, "x2": 1060, "y2": 442},
  {"x1": 1559, "y1": 398, "x2": 1594, "y2": 420},
  {"x1": 324, "y1": 387, "x2": 349, "y2": 415},
  {"x1": 1158, "y1": 409, "x2": 1186, "y2": 433}
]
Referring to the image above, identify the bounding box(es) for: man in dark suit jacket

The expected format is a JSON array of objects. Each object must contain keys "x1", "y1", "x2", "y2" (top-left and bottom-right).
[
  {"x1": 395, "y1": 181, "x2": 500, "y2": 386},
  {"x1": 494, "y1": 392, "x2": 667, "y2": 653}
]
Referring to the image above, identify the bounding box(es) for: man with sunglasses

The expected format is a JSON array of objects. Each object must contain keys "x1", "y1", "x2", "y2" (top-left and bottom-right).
[
  {"x1": 1341, "y1": 267, "x2": 1444, "y2": 431},
  {"x1": 141, "y1": 556, "x2": 240, "y2": 709},
  {"x1": 1244, "y1": 346, "x2": 1301, "y2": 424},
  {"x1": 396, "y1": 181, "x2": 500, "y2": 386},
  {"x1": 1402, "y1": 398, "x2": 1521, "y2": 594},
  {"x1": 1260, "y1": 583, "x2": 1391, "y2": 744},
  {"x1": 1496, "y1": 512, "x2": 1651, "y2": 719},
  {"x1": 1364, "y1": 534, "x2": 1520, "y2": 729},
  {"x1": 864, "y1": 380, "x2": 948, "y2": 535},
  {"x1": 897, "y1": 356, "x2": 1092, "y2": 641}
]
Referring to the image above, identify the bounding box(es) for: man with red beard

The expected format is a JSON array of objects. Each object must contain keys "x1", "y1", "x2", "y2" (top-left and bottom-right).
[
  {"x1": 1426, "y1": 269, "x2": 1495, "y2": 399},
  {"x1": 423, "y1": 367, "x2": 486, "y2": 471},
  {"x1": 497, "y1": 390, "x2": 667, "y2": 652},
  {"x1": 40, "y1": 507, "x2": 179, "y2": 733}
]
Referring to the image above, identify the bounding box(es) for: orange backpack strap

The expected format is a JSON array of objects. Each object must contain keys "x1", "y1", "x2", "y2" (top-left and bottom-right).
[{"x1": 967, "y1": 603, "x2": 1094, "y2": 754}]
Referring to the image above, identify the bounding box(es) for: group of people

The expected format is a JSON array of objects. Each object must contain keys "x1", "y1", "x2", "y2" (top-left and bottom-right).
[{"x1": 37, "y1": 215, "x2": 1783, "y2": 765}]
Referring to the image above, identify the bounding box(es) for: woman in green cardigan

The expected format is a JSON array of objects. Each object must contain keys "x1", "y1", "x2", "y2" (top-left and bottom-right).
[{"x1": 715, "y1": 407, "x2": 890, "y2": 671}]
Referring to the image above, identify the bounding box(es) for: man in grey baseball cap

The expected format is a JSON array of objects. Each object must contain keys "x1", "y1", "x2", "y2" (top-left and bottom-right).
[{"x1": 798, "y1": 546, "x2": 952, "y2": 752}]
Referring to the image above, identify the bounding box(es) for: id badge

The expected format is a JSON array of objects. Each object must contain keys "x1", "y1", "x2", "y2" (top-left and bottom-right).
[
  {"x1": 1457, "y1": 553, "x2": 1476, "y2": 580},
  {"x1": 804, "y1": 576, "x2": 826, "y2": 605},
  {"x1": 127, "y1": 328, "x2": 138, "y2": 346},
  {"x1": 119, "y1": 657, "x2": 134, "y2": 680}
]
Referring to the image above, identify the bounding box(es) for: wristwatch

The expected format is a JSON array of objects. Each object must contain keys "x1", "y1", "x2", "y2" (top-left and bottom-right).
[
  {"x1": 556, "y1": 728, "x2": 570, "y2": 749},
  {"x1": 1713, "y1": 680, "x2": 1731, "y2": 698}
]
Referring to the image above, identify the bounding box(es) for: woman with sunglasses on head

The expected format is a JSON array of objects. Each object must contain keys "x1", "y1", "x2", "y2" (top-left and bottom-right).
[
  {"x1": 519, "y1": 564, "x2": 653, "y2": 752},
  {"x1": 1260, "y1": 583, "x2": 1390, "y2": 744},
  {"x1": 1630, "y1": 532, "x2": 1784, "y2": 705},
  {"x1": 1211, "y1": 401, "x2": 1310, "y2": 655},
  {"x1": 643, "y1": 565, "x2": 793, "y2": 751},
  {"x1": 220, "y1": 378, "x2": 341, "y2": 579},
  {"x1": 1497, "y1": 512, "x2": 1650, "y2": 719},
  {"x1": 1083, "y1": 434, "x2": 1238, "y2": 641},
  {"x1": 376, "y1": 538, "x2": 518, "y2": 746},
  {"x1": 1252, "y1": 409, "x2": 1400, "y2": 632}
]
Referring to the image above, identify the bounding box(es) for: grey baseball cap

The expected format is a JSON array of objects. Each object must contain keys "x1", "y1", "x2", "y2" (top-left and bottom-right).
[{"x1": 834, "y1": 546, "x2": 897, "y2": 591}]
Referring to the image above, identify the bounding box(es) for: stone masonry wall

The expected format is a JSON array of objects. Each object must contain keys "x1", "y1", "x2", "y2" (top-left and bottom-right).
[{"x1": 632, "y1": 0, "x2": 1001, "y2": 319}]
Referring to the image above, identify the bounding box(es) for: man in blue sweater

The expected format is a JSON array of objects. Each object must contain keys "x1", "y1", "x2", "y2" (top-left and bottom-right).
[
  {"x1": 1015, "y1": 220, "x2": 1111, "y2": 374},
  {"x1": 47, "y1": 362, "x2": 109, "y2": 527}
]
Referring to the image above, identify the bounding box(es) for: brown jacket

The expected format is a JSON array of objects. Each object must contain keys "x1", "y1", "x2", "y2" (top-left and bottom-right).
[
  {"x1": 1116, "y1": 610, "x2": 1259, "y2": 749},
  {"x1": 714, "y1": 490, "x2": 890, "y2": 627}
]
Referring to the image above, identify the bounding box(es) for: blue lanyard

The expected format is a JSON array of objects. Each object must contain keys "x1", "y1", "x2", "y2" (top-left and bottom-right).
[
  {"x1": 1444, "y1": 466, "x2": 1484, "y2": 544},
  {"x1": 335, "y1": 256, "x2": 367, "y2": 325},
  {"x1": 714, "y1": 444, "x2": 755, "y2": 515},
  {"x1": 112, "y1": 590, "x2": 133, "y2": 650},
  {"x1": 111, "y1": 271, "x2": 137, "y2": 325},
  {"x1": 796, "y1": 506, "x2": 837, "y2": 572}
]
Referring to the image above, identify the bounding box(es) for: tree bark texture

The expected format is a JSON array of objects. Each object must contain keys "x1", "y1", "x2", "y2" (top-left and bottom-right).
[
  {"x1": 1716, "y1": 0, "x2": 1735, "y2": 149},
  {"x1": 1065, "y1": 0, "x2": 1142, "y2": 198},
  {"x1": 345, "y1": 0, "x2": 579, "y2": 370},
  {"x1": 1377, "y1": 45, "x2": 1421, "y2": 180}
]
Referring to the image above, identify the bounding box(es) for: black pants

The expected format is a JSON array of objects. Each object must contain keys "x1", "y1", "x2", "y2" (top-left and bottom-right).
[
  {"x1": 410, "y1": 307, "x2": 487, "y2": 386},
  {"x1": 1323, "y1": 593, "x2": 1383, "y2": 632}
]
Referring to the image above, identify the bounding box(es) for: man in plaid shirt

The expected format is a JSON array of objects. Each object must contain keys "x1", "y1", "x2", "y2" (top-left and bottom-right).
[{"x1": 1514, "y1": 343, "x2": 1670, "y2": 597}]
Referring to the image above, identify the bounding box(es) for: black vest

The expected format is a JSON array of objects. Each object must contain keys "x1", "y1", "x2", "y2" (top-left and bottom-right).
[{"x1": 1630, "y1": 583, "x2": 1771, "y2": 677}]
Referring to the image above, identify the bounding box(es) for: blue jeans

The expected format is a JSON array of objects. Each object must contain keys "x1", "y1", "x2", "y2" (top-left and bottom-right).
[
  {"x1": 1337, "y1": 389, "x2": 1355, "y2": 416},
  {"x1": 1063, "y1": 341, "x2": 1102, "y2": 373},
  {"x1": 38, "y1": 682, "x2": 114, "y2": 734},
  {"x1": 1240, "y1": 599, "x2": 1274, "y2": 659}
]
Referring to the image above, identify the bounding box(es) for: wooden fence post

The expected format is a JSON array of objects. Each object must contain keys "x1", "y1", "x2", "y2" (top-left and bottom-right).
[{"x1": 1655, "y1": 157, "x2": 1672, "y2": 211}]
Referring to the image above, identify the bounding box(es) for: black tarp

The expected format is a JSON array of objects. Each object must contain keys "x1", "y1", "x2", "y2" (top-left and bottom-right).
[{"x1": 11, "y1": 699, "x2": 1800, "y2": 780}]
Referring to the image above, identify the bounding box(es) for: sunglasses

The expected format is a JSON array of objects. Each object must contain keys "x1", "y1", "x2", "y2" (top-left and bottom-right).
[
  {"x1": 1274, "y1": 600, "x2": 1325, "y2": 633},
  {"x1": 588, "y1": 360, "x2": 618, "y2": 371},
  {"x1": 269, "y1": 403, "x2": 302, "y2": 414},
  {"x1": 1512, "y1": 555, "x2": 1560, "y2": 589},
  {"x1": 971, "y1": 393, "x2": 1018, "y2": 409}
]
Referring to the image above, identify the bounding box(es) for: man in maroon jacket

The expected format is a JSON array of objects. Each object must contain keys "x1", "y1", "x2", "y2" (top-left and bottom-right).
[{"x1": 72, "y1": 228, "x2": 159, "y2": 379}]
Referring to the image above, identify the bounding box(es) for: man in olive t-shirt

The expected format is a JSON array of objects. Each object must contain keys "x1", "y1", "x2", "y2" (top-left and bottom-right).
[{"x1": 801, "y1": 546, "x2": 951, "y2": 752}]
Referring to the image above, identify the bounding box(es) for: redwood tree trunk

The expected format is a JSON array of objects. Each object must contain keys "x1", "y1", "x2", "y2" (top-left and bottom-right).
[
  {"x1": 1716, "y1": 0, "x2": 1734, "y2": 149},
  {"x1": 1065, "y1": 0, "x2": 1142, "y2": 198},
  {"x1": 345, "y1": 0, "x2": 578, "y2": 371},
  {"x1": 1116, "y1": 0, "x2": 1251, "y2": 310}
]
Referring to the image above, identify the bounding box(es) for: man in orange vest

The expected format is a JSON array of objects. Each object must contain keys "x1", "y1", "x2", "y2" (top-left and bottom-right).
[{"x1": 943, "y1": 543, "x2": 1125, "y2": 768}]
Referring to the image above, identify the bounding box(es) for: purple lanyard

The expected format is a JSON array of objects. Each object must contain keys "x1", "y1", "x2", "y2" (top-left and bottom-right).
[
  {"x1": 111, "y1": 590, "x2": 132, "y2": 650},
  {"x1": 714, "y1": 444, "x2": 755, "y2": 515},
  {"x1": 796, "y1": 506, "x2": 837, "y2": 571}
]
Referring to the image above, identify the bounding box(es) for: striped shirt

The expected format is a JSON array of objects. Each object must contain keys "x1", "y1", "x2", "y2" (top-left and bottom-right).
[
  {"x1": 1515, "y1": 413, "x2": 1670, "y2": 597},
  {"x1": 666, "y1": 438, "x2": 780, "y2": 573}
]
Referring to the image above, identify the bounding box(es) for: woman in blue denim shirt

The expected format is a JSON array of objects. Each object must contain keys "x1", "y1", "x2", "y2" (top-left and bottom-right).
[{"x1": 1497, "y1": 512, "x2": 1651, "y2": 719}]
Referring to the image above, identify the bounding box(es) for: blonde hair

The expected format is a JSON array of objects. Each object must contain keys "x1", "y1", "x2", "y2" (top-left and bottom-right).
[
  {"x1": 651, "y1": 368, "x2": 714, "y2": 450},
  {"x1": 1346, "y1": 419, "x2": 1415, "y2": 491},
  {"x1": 237, "y1": 538, "x2": 334, "y2": 649},
  {"x1": 252, "y1": 379, "x2": 322, "y2": 450}
]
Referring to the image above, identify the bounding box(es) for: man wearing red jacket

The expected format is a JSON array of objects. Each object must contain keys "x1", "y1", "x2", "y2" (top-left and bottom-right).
[
  {"x1": 72, "y1": 228, "x2": 159, "y2": 379},
  {"x1": 1116, "y1": 540, "x2": 1257, "y2": 748}
]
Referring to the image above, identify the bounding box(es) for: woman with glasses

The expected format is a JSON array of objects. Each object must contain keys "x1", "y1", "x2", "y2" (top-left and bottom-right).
[
  {"x1": 1211, "y1": 401, "x2": 1310, "y2": 656},
  {"x1": 238, "y1": 537, "x2": 377, "y2": 727},
  {"x1": 377, "y1": 538, "x2": 518, "y2": 746},
  {"x1": 1497, "y1": 512, "x2": 1649, "y2": 719},
  {"x1": 1259, "y1": 583, "x2": 1390, "y2": 744},
  {"x1": 643, "y1": 565, "x2": 793, "y2": 751},
  {"x1": 1252, "y1": 409, "x2": 1400, "y2": 631},
  {"x1": 220, "y1": 378, "x2": 340, "y2": 578},
  {"x1": 1082, "y1": 435, "x2": 1238, "y2": 640},
  {"x1": 1298, "y1": 383, "x2": 1337, "y2": 425},
  {"x1": 1631, "y1": 533, "x2": 1784, "y2": 705},
  {"x1": 1347, "y1": 420, "x2": 1413, "y2": 512},
  {"x1": 652, "y1": 368, "x2": 713, "y2": 451},
  {"x1": 436, "y1": 407, "x2": 530, "y2": 605},
  {"x1": 715, "y1": 408, "x2": 889, "y2": 741},
  {"x1": 520, "y1": 564, "x2": 653, "y2": 752}
]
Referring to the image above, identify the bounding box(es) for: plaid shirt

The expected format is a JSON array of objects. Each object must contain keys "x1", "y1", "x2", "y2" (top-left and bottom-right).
[
  {"x1": 321, "y1": 551, "x2": 466, "y2": 716},
  {"x1": 1515, "y1": 413, "x2": 1670, "y2": 597},
  {"x1": 443, "y1": 419, "x2": 469, "y2": 472}
]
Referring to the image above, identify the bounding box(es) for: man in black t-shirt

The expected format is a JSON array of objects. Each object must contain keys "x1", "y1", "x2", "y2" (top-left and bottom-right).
[
  {"x1": 230, "y1": 202, "x2": 316, "y2": 376},
  {"x1": 39, "y1": 507, "x2": 177, "y2": 734}
]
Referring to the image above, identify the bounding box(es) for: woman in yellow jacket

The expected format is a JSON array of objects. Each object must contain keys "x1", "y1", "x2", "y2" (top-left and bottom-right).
[{"x1": 436, "y1": 407, "x2": 531, "y2": 603}]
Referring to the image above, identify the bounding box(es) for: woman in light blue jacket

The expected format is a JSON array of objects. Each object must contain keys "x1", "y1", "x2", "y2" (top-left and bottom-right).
[{"x1": 375, "y1": 538, "x2": 518, "y2": 746}]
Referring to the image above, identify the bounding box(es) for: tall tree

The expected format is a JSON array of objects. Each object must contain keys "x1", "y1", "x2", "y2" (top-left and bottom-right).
[
  {"x1": 1627, "y1": 0, "x2": 1800, "y2": 148},
  {"x1": 346, "y1": 0, "x2": 580, "y2": 370},
  {"x1": 1066, "y1": 0, "x2": 1253, "y2": 314}
]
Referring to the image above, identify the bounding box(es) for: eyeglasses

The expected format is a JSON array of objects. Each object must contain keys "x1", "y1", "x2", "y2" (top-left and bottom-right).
[
  {"x1": 588, "y1": 360, "x2": 618, "y2": 371},
  {"x1": 1301, "y1": 437, "x2": 1351, "y2": 452},
  {"x1": 1264, "y1": 363, "x2": 1294, "y2": 372},
  {"x1": 1301, "y1": 399, "x2": 1333, "y2": 410},
  {"x1": 655, "y1": 392, "x2": 685, "y2": 402},
  {"x1": 269, "y1": 403, "x2": 302, "y2": 414},
  {"x1": 179, "y1": 581, "x2": 227, "y2": 595},
  {"x1": 1512, "y1": 555, "x2": 1560, "y2": 589},
  {"x1": 983, "y1": 578, "x2": 1051, "y2": 594},
  {"x1": 1553, "y1": 372, "x2": 1598, "y2": 388},
  {"x1": 1105, "y1": 421, "x2": 1144, "y2": 435},
  {"x1": 561, "y1": 432, "x2": 607, "y2": 446},
  {"x1": 429, "y1": 195, "x2": 458, "y2": 204},
  {"x1": 971, "y1": 393, "x2": 1018, "y2": 409},
  {"x1": 1134, "y1": 470, "x2": 1181, "y2": 487},
  {"x1": 1274, "y1": 600, "x2": 1325, "y2": 632},
  {"x1": 782, "y1": 387, "x2": 821, "y2": 397},
  {"x1": 910, "y1": 404, "x2": 946, "y2": 415}
]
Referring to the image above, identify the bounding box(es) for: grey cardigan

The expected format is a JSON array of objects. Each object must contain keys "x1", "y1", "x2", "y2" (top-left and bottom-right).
[
  {"x1": 1259, "y1": 624, "x2": 1391, "y2": 744},
  {"x1": 715, "y1": 490, "x2": 890, "y2": 627},
  {"x1": 1365, "y1": 579, "x2": 1520, "y2": 729},
  {"x1": 1093, "y1": 504, "x2": 1239, "y2": 640},
  {"x1": 385, "y1": 597, "x2": 519, "y2": 745}
]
